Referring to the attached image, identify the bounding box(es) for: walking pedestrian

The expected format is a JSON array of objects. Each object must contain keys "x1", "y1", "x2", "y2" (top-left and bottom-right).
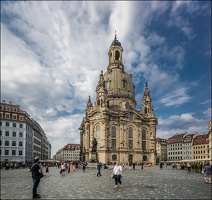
[
  {"x1": 45, "y1": 165, "x2": 49, "y2": 176},
  {"x1": 82, "y1": 163, "x2": 86, "y2": 172},
  {"x1": 204, "y1": 162, "x2": 211, "y2": 184},
  {"x1": 172, "y1": 163, "x2": 175, "y2": 170},
  {"x1": 187, "y1": 163, "x2": 191, "y2": 173},
  {"x1": 133, "y1": 163, "x2": 135, "y2": 170},
  {"x1": 97, "y1": 162, "x2": 102, "y2": 177},
  {"x1": 10, "y1": 163, "x2": 14, "y2": 170},
  {"x1": 141, "y1": 162, "x2": 143, "y2": 170},
  {"x1": 60, "y1": 163, "x2": 65, "y2": 176},
  {"x1": 30, "y1": 156, "x2": 42, "y2": 199},
  {"x1": 67, "y1": 164, "x2": 70, "y2": 173},
  {"x1": 160, "y1": 162, "x2": 163, "y2": 169},
  {"x1": 112, "y1": 162, "x2": 123, "y2": 188},
  {"x1": 129, "y1": 163, "x2": 131, "y2": 170}
]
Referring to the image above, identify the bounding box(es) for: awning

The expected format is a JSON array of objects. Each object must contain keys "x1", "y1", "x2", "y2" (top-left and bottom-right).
[
  {"x1": 39, "y1": 160, "x2": 60, "y2": 163},
  {"x1": 9, "y1": 160, "x2": 22, "y2": 163},
  {"x1": 178, "y1": 158, "x2": 212, "y2": 163}
]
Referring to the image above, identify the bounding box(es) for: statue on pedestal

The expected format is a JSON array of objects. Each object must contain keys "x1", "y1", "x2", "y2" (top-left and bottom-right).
[{"x1": 92, "y1": 137, "x2": 98, "y2": 152}]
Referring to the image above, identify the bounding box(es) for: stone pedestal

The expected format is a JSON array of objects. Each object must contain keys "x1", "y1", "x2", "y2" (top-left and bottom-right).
[
  {"x1": 86, "y1": 162, "x2": 97, "y2": 169},
  {"x1": 90, "y1": 152, "x2": 97, "y2": 163}
]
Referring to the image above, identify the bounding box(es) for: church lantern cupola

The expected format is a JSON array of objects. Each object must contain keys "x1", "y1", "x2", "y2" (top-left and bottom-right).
[{"x1": 108, "y1": 31, "x2": 124, "y2": 70}]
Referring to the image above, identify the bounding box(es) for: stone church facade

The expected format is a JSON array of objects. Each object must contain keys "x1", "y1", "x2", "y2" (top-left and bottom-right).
[{"x1": 79, "y1": 34, "x2": 158, "y2": 165}]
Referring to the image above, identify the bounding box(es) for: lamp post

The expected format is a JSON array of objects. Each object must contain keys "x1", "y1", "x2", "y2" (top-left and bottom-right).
[
  {"x1": 106, "y1": 128, "x2": 111, "y2": 164},
  {"x1": 82, "y1": 147, "x2": 86, "y2": 162},
  {"x1": 79, "y1": 151, "x2": 82, "y2": 162}
]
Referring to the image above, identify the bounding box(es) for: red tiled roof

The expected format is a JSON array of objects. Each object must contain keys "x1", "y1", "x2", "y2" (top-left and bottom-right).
[
  {"x1": 63, "y1": 144, "x2": 80, "y2": 150},
  {"x1": 192, "y1": 134, "x2": 208, "y2": 145}
]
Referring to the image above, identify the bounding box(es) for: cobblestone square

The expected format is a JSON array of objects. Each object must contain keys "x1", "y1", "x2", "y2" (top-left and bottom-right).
[{"x1": 1, "y1": 165, "x2": 211, "y2": 199}]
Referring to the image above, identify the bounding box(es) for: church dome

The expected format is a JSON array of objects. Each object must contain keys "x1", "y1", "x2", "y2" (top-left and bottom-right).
[
  {"x1": 111, "y1": 32, "x2": 121, "y2": 47},
  {"x1": 104, "y1": 70, "x2": 135, "y2": 97},
  {"x1": 111, "y1": 38, "x2": 121, "y2": 47}
]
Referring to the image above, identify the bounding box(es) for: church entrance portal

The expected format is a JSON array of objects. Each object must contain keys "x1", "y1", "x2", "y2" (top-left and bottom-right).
[{"x1": 128, "y1": 154, "x2": 133, "y2": 165}]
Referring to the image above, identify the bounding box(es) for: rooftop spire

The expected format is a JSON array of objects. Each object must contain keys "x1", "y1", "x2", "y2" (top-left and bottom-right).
[
  {"x1": 87, "y1": 95, "x2": 92, "y2": 108},
  {"x1": 115, "y1": 30, "x2": 117, "y2": 40}
]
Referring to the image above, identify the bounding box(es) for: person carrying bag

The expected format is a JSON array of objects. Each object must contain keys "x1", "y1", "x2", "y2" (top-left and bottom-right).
[
  {"x1": 112, "y1": 162, "x2": 123, "y2": 188},
  {"x1": 30, "y1": 156, "x2": 43, "y2": 198}
]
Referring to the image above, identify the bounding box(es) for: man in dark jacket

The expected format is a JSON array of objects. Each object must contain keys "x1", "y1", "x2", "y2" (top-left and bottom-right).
[{"x1": 31, "y1": 156, "x2": 42, "y2": 198}]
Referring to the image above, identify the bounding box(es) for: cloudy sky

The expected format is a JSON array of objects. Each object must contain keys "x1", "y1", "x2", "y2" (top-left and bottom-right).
[{"x1": 1, "y1": 1, "x2": 211, "y2": 157}]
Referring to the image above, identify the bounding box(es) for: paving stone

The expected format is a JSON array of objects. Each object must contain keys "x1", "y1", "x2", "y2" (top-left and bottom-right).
[{"x1": 0, "y1": 165, "x2": 211, "y2": 199}]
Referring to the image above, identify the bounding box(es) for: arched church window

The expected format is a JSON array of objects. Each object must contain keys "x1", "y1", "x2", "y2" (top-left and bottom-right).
[
  {"x1": 128, "y1": 127, "x2": 133, "y2": 149},
  {"x1": 125, "y1": 102, "x2": 130, "y2": 109},
  {"x1": 142, "y1": 129, "x2": 146, "y2": 150},
  {"x1": 112, "y1": 154, "x2": 117, "y2": 161},
  {"x1": 115, "y1": 50, "x2": 120, "y2": 61},
  {"x1": 96, "y1": 125, "x2": 100, "y2": 138},
  {"x1": 101, "y1": 99, "x2": 103, "y2": 106},
  {"x1": 111, "y1": 126, "x2": 116, "y2": 149},
  {"x1": 111, "y1": 126, "x2": 116, "y2": 138},
  {"x1": 112, "y1": 139, "x2": 116, "y2": 149},
  {"x1": 122, "y1": 80, "x2": 127, "y2": 88},
  {"x1": 142, "y1": 141, "x2": 146, "y2": 150},
  {"x1": 128, "y1": 140, "x2": 133, "y2": 149},
  {"x1": 128, "y1": 127, "x2": 133, "y2": 138},
  {"x1": 107, "y1": 81, "x2": 110, "y2": 89},
  {"x1": 97, "y1": 99, "x2": 100, "y2": 106},
  {"x1": 142, "y1": 129, "x2": 146, "y2": 140},
  {"x1": 143, "y1": 155, "x2": 147, "y2": 161}
]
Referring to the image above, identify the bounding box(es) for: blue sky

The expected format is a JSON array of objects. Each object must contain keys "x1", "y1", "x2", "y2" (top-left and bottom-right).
[{"x1": 1, "y1": 1, "x2": 211, "y2": 157}]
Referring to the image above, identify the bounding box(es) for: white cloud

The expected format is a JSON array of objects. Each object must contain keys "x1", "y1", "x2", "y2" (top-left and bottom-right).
[
  {"x1": 159, "y1": 87, "x2": 191, "y2": 107},
  {"x1": 38, "y1": 114, "x2": 83, "y2": 155},
  {"x1": 157, "y1": 113, "x2": 208, "y2": 139},
  {"x1": 146, "y1": 32, "x2": 166, "y2": 47},
  {"x1": 1, "y1": 1, "x2": 210, "y2": 156},
  {"x1": 203, "y1": 108, "x2": 212, "y2": 119}
]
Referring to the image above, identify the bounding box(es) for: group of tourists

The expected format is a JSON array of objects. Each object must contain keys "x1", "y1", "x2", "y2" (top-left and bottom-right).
[
  {"x1": 58, "y1": 161, "x2": 85, "y2": 175},
  {"x1": 28, "y1": 156, "x2": 211, "y2": 199},
  {"x1": 3, "y1": 162, "x2": 20, "y2": 170}
]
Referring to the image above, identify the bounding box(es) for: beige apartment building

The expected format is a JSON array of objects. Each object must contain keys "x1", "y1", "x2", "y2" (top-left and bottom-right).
[
  {"x1": 55, "y1": 144, "x2": 80, "y2": 163},
  {"x1": 79, "y1": 34, "x2": 158, "y2": 165},
  {"x1": 192, "y1": 134, "x2": 209, "y2": 160},
  {"x1": 156, "y1": 137, "x2": 168, "y2": 164}
]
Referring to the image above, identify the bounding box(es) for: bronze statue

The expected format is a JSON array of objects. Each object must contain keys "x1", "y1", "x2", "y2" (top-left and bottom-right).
[{"x1": 92, "y1": 137, "x2": 98, "y2": 152}]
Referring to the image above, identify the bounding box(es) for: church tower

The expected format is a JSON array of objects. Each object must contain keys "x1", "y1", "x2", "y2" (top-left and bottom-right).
[{"x1": 79, "y1": 33, "x2": 158, "y2": 165}]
